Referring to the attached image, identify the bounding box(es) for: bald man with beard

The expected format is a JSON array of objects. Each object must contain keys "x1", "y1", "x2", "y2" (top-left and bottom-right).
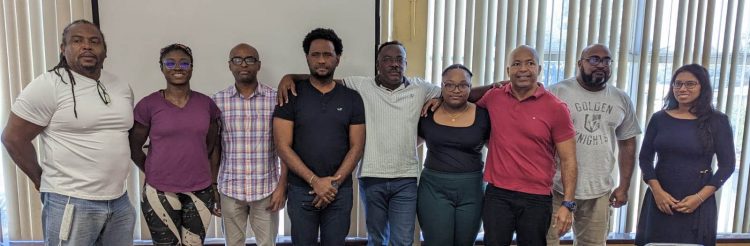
[
  {"x1": 212, "y1": 43, "x2": 287, "y2": 246},
  {"x1": 546, "y1": 44, "x2": 640, "y2": 246}
]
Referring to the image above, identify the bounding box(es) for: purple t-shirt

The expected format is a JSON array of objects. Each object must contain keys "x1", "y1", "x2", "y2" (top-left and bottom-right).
[{"x1": 134, "y1": 91, "x2": 220, "y2": 192}]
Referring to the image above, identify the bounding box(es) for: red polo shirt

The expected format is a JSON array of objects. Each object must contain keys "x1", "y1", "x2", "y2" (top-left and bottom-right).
[{"x1": 477, "y1": 83, "x2": 575, "y2": 195}]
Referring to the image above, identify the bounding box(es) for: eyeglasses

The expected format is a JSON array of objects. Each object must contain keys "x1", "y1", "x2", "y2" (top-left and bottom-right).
[
  {"x1": 672, "y1": 80, "x2": 699, "y2": 89},
  {"x1": 162, "y1": 60, "x2": 192, "y2": 70},
  {"x1": 95, "y1": 80, "x2": 111, "y2": 105},
  {"x1": 380, "y1": 56, "x2": 405, "y2": 64},
  {"x1": 443, "y1": 82, "x2": 471, "y2": 91},
  {"x1": 583, "y1": 56, "x2": 612, "y2": 66},
  {"x1": 230, "y1": 56, "x2": 259, "y2": 65}
]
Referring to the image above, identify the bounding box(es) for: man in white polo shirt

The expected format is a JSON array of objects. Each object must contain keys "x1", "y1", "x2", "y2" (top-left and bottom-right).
[{"x1": 277, "y1": 41, "x2": 441, "y2": 246}]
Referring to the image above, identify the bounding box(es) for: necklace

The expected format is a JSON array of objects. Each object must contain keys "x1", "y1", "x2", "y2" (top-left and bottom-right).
[
  {"x1": 444, "y1": 104, "x2": 470, "y2": 122},
  {"x1": 161, "y1": 89, "x2": 191, "y2": 108}
]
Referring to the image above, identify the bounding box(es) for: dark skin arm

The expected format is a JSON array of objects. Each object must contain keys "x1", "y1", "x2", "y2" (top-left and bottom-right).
[
  {"x1": 1, "y1": 113, "x2": 45, "y2": 190},
  {"x1": 469, "y1": 80, "x2": 509, "y2": 102},
  {"x1": 421, "y1": 81, "x2": 507, "y2": 116},
  {"x1": 128, "y1": 122, "x2": 150, "y2": 172},
  {"x1": 267, "y1": 160, "x2": 288, "y2": 212},
  {"x1": 276, "y1": 74, "x2": 342, "y2": 105},
  {"x1": 312, "y1": 123, "x2": 365, "y2": 208},
  {"x1": 208, "y1": 118, "x2": 221, "y2": 216},
  {"x1": 553, "y1": 138, "x2": 577, "y2": 236},
  {"x1": 610, "y1": 137, "x2": 636, "y2": 207},
  {"x1": 206, "y1": 118, "x2": 221, "y2": 184},
  {"x1": 210, "y1": 141, "x2": 222, "y2": 182},
  {"x1": 210, "y1": 136, "x2": 223, "y2": 216},
  {"x1": 206, "y1": 118, "x2": 220, "y2": 160},
  {"x1": 273, "y1": 117, "x2": 339, "y2": 204},
  {"x1": 468, "y1": 84, "x2": 494, "y2": 103}
]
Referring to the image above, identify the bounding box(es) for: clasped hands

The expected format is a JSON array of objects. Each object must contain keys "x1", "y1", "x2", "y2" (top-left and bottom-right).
[
  {"x1": 309, "y1": 175, "x2": 342, "y2": 209},
  {"x1": 653, "y1": 189, "x2": 704, "y2": 215}
]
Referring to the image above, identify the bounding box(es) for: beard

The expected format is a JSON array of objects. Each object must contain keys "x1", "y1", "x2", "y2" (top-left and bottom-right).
[
  {"x1": 81, "y1": 64, "x2": 101, "y2": 73},
  {"x1": 582, "y1": 71, "x2": 609, "y2": 87},
  {"x1": 310, "y1": 67, "x2": 336, "y2": 81},
  {"x1": 75, "y1": 57, "x2": 102, "y2": 72}
]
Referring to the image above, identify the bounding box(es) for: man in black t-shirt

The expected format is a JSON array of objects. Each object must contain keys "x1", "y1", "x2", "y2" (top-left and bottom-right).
[{"x1": 272, "y1": 28, "x2": 366, "y2": 245}]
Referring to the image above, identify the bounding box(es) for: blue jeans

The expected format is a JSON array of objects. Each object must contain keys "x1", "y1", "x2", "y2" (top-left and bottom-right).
[
  {"x1": 286, "y1": 184, "x2": 353, "y2": 246},
  {"x1": 359, "y1": 177, "x2": 418, "y2": 246},
  {"x1": 42, "y1": 192, "x2": 135, "y2": 246},
  {"x1": 482, "y1": 185, "x2": 552, "y2": 246}
]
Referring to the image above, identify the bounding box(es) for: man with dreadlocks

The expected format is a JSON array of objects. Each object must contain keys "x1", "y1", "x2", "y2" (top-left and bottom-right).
[{"x1": 1, "y1": 20, "x2": 135, "y2": 245}]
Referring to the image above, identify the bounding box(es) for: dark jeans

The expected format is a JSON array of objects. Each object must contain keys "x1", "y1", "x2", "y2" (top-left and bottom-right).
[
  {"x1": 359, "y1": 177, "x2": 418, "y2": 246},
  {"x1": 482, "y1": 185, "x2": 552, "y2": 246},
  {"x1": 287, "y1": 184, "x2": 353, "y2": 246}
]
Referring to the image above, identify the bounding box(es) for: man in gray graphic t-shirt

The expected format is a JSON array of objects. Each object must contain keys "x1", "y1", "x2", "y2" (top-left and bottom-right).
[{"x1": 546, "y1": 44, "x2": 642, "y2": 245}]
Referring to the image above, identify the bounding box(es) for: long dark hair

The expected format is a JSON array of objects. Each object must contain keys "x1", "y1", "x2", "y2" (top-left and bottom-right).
[
  {"x1": 664, "y1": 64, "x2": 715, "y2": 153},
  {"x1": 48, "y1": 19, "x2": 107, "y2": 118}
]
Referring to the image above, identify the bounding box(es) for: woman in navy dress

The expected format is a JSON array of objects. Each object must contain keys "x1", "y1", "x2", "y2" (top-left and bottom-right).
[{"x1": 635, "y1": 64, "x2": 735, "y2": 246}]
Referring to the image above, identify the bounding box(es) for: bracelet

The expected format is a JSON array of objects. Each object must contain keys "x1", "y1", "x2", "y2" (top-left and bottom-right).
[
  {"x1": 695, "y1": 193, "x2": 705, "y2": 202},
  {"x1": 308, "y1": 175, "x2": 317, "y2": 185}
]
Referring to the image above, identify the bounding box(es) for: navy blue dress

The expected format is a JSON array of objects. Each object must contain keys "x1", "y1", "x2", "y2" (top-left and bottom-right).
[{"x1": 635, "y1": 110, "x2": 735, "y2": 246}]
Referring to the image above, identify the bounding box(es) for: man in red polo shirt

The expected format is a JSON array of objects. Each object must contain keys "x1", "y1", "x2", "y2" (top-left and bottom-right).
[{"x1": 477, "y1": 45, "x2": 578, "y2": 246}]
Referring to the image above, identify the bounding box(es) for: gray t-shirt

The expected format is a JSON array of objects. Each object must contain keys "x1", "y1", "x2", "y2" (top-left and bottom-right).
[
  {"x1": 343, "y1": 76, "x2": 441, "y2": 178},
  {"x1": 548, "y1": 78, "x2": 641, "y2": 199}
]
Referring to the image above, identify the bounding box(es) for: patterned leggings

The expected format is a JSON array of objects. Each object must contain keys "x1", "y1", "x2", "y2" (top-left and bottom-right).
[{"x1": 141, "y1": 183, "x2": 214, "y2": 246}]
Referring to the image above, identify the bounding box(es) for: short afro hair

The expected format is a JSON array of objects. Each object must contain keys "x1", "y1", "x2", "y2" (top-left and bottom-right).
[{"x1": 302, "y1": 28, "x2": 343, "y2": 55}]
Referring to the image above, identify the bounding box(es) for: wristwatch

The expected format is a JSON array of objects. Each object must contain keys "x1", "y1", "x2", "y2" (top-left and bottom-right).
[{"x1": 561, "y1": 200, "x2": 577, "y2": 213}]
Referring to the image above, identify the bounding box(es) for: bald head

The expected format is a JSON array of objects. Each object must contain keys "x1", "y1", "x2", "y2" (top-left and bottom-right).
[
  {"x1": 507, "y1": 45, "x2": 540, "y2": 65},
  {"x1": 229, "y1": 43, "x2": 259, "y2": 59},
  {"x1": 580, "y1": 44, "x2": 611, "y2": 58}
]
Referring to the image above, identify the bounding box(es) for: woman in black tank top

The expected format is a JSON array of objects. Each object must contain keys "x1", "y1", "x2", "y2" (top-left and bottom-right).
[{"x1": 417, "y1": 64, "x2": 490, "y2": 246}]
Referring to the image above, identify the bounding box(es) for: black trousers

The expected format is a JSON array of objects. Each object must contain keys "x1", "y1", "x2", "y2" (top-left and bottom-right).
[{"x1": 482, "y1": 185, "x2": 552, "y2": 246}]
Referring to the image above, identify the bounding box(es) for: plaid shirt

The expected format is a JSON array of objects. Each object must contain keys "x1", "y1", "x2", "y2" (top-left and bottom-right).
[{"x1": 212, "y1": 83, "x2": 280, "y2": 202}]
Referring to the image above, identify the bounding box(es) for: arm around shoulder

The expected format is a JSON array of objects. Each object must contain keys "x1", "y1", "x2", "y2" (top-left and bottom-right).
[{"x1": 277, "y1": 74, "x2": 309, "y2": 105}]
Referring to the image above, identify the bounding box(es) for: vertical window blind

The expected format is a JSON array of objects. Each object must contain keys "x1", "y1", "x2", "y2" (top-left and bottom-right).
[{"x1": 423, "y1": 0, "x2": 750, "y2": 234}]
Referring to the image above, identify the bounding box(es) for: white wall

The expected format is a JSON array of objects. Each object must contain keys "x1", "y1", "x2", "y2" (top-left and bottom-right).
[{"x1": 98, "y1": 0, "x2": 376, "y2": 100}]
